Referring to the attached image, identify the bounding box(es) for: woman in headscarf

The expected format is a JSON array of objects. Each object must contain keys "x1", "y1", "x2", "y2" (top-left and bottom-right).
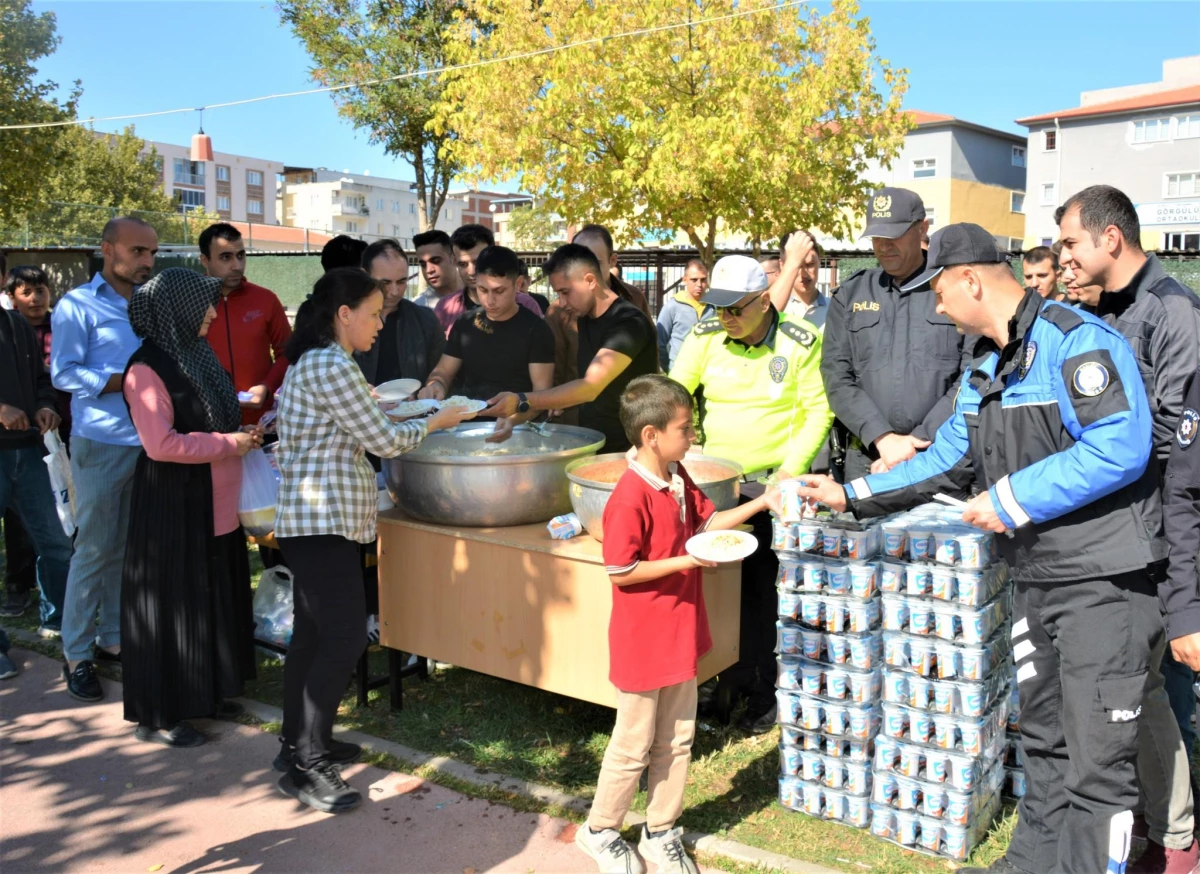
[{"x1": 121, "y1": 268, "x2": 261, "y2": 747}]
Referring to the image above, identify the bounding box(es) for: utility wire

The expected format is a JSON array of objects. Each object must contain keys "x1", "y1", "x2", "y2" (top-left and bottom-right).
[{"x1": 0, "y1": 0, "x2": 805, "y2": 131}]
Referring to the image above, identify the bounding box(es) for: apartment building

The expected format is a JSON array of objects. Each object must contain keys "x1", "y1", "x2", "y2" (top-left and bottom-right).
[
  {"x1": 1017, "y1": 56, "x2": 1200, "y2": 251},
  {"x1": 145, "y1": 139, "x2": 284, "y2": 225},
  {"x1": 281, "y1": 168, "x2": 465, "y2": 245}
]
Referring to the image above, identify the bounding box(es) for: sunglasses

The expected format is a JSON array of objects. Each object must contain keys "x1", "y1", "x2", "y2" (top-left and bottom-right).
[{"x1": 715, "y1": 297, "x2": 761, "y2": 318}]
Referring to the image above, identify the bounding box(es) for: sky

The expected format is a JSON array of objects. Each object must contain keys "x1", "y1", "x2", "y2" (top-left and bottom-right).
[{"x1": 26, "y1": 0, "x2": 1200, "y2": 188}]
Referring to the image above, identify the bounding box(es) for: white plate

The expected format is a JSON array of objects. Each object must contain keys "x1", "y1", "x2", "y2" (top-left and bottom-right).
[
  {"x1": 386, "y1": 399, "x2": 440, "y2": 419},
  {"x1": 686, "y1": 529, "x2": 759, "y2": 564},
  {"x1": 440, "y1": 396, "x2": 489, "y2": 415},
  {"x1": 375, "y1": 378, "x2": 422, "y2": 402}
]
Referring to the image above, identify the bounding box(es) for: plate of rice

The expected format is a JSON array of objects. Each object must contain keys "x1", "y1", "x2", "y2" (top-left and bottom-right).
[
  {"x1": 685, "y1": 529, "x2": 758, "y2": 564},
  {"x1": 440, "y1": 396, "x2": 489, "y2": 415}
]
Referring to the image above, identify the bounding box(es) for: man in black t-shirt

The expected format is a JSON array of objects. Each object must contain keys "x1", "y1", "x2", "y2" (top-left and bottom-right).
[
  {"x1": 483, "y1": 244, "x2": 657, "y2": 452},
  {"x1": 420, "y1": 246, "x2": 555, "y2": 442}
]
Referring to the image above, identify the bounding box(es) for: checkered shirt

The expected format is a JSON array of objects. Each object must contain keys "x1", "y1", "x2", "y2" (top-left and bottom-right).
[{"x1": 274, "y1": 344, "x2": 427, "y2": 543}]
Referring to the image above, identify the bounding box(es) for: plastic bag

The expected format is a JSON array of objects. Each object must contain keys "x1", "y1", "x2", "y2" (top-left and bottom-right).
[
  {"x1": 42, "y1": 431, "x2": 76, "y2": 537},
  {"x1": 252, "y1": 565, "x2": 294, "y2": 647},
  {"x1": 238, "y1": 447, "x2": 280, "y2": 536}
]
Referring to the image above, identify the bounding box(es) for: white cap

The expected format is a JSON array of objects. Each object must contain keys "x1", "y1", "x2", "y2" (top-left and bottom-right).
[{"x1": 701, "y1": 255, "x2": 770, "y2": 307}]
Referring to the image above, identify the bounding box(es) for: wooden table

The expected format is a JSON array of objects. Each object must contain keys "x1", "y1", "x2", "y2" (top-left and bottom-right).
[{"x1": 376, "y1": 509, "x2": 742, "y2": 709}]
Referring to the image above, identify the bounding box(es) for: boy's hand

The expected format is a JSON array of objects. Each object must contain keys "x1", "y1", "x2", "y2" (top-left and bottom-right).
[
  {"x1": 690, "y1": 554, "x2": 719, "y2": 569},
  {"x1": 763, "y1": 485, "x2": 784, "y2": 517}
]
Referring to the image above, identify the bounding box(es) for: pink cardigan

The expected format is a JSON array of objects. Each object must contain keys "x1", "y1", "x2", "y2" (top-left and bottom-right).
[{"x1": 124, "y1": 364, "x2": 244, "y2": 536}]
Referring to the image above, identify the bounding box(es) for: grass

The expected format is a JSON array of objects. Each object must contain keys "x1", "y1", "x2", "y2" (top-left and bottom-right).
[{"x1": 0, "y1": 538, "x2": 1142, "y2": 873}]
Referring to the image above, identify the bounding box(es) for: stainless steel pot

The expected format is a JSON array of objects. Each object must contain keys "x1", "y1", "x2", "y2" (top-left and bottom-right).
[
  {"x1": 564, "y1": 452, "x2": 743, "y2": 541},
  {"x1": 382, "y1": 423, "x2": 607, "y2": 527}
]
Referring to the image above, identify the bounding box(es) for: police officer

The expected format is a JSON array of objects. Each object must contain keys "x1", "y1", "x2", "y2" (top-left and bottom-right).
[
  {"x1": 670, "y1": 255, "x2": 833, "y2": 731},
  {"x1": 821, "y1": 188, "x2": 972, "y2": 480},
  {"x1": 1057, "y1": 185, "x2": 1200, "y2": 874},
  {"x1": 797, "y1": 223, "x2": 1166, "y2": 874}
]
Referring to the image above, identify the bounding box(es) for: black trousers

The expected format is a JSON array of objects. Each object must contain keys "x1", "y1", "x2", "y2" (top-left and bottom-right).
[
  {"x1": 3, "y1": 508, "x2": 36, "y2": 594},
  {"x1": 278, "y1": 535, "x2": 366, "y2": 768},
  {"x1": 1006, "y1": 570, "x2": 1164, "y2": 874},
  {"x1": 715, "y1": 499, "x2": 778, "y2": 714}
]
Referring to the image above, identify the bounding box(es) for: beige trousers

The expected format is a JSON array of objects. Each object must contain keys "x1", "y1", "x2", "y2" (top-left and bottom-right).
[{"x1": 588, "y1": 679, "x2": 698, "y2": 832}]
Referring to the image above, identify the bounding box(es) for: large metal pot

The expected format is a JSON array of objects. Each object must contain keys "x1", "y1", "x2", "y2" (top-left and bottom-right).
[
  {"x1": 564, "y1": 452, "x2": 743, "y2": 541},
  {"x1": 383, "y1": 423, "x2": 606, "y2": 527}
]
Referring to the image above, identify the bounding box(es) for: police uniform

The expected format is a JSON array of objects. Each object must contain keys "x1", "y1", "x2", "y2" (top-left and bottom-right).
[
  {"x1": 842, "y1": 225, "x2": 1165, "y2": 874},
  {"x1": 670, "y1": 256, "x2": 834, "y2": 723},
  {"x1": 1164, "y1": 373, "x2": 1200, "y2": 652},
  {"x1": 821, "y1": 188, "x2": 972, "y2": 481}
]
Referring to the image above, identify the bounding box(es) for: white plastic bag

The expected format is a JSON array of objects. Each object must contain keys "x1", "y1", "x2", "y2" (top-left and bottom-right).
[
  {"x1": 238, "y1": 447, "x2": 280, "y2": 536},
  {"x1": 42, "y1": 431, "x2": 76, "y2": 537},
  {"x1": 252, "y1": 565, "x2": 294, "y2": 647}
]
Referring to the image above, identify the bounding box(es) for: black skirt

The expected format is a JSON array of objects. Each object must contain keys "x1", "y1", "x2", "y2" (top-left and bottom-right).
[{"x1": 121, "y1": 451, "x2": 256, "y2": 730}]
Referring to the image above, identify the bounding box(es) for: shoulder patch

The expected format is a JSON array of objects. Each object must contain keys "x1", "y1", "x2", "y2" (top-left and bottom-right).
[
  {"x1": 693, "y1": 317, "x2": 723, "y2": 336},
  {"x1": 1038, "y1": 302, "x2": 1086, "y2": 335},
  {"x1": 1179, "y1": 409, "x2": 1200, "y2": 448},
  {"x1": 779, "y1": 321, "x2": 816, "y2": 348}
]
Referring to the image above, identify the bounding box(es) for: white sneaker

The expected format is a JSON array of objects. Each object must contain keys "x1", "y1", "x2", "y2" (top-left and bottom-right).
[
  {"x1": 575, "y1": 825, "x2": 645, "y2": 874},
  {"x1": 366, "y1": 615, "x2": 380, "y2": 644},
  {"x1": 638, "y1": 825, "x2": 699, "y2": 874}
]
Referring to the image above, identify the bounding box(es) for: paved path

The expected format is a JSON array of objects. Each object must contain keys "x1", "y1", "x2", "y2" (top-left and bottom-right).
[{"x1": 0, "y1": 647, "x2": 679, "y2": 874}]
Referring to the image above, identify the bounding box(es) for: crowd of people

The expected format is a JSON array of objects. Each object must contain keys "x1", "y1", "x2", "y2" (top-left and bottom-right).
[{"x1": 1, "y1": 180, "x2": 1199, "y2": 874}]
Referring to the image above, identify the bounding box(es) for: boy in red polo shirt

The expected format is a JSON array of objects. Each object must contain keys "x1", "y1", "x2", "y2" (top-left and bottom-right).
[{"x1": 576, "y1": 375, "x2": 781, "y2": 874}]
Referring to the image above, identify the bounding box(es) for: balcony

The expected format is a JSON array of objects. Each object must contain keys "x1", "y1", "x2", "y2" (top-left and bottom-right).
[
  {"x1": 173, "y1": 171, "x2": 205, "y2": 186},
  {"x1": 332, "y1": 181, "x2": 371, "y2": 194},
  {"x1": 332, "y1": 203, "x2": 369, "y2": 216}
]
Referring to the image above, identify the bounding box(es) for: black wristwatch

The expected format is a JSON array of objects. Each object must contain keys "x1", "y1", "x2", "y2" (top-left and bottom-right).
[{"x1": 516, "y1": 392, "x2": 531, "y2": 414}]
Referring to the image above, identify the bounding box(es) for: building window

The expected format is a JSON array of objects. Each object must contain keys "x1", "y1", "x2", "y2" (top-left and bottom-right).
[
  {"x1": 1012, "y1": 146, "x2": 1026, "y2": 168},
  {"x1": 912, "y1": 158, "x2": 937, "y2": 179},
  {"x1": 925, "y1": 207, "x2": 936, "y2": 229},
  {"x1": 376, "y1": 198, "x2": 384, "y2": 210},
  {"x1": 216, "y1": 165, "x2": 230, "y2": 182},
  {"x1": 247, "y1": 198, "x2": 264, "y2": 215},
  {"x1": 1040, "y1": 237, "x2": 1054, "y2": 246},
  {"x1": 1133, "y1": 118, "x2": 1170, "y2": 143},
  {"x1": 174, "y1": 189, "x2": 206, "y2": 211},
  {"x1": 1011, "y1": 192, "x2": 1025, "y2": 213},
  {"x1": 311, "y1": 194, "x2": 321, "y2": 206},
  {"x1": 346, "y1": 221, "x2": 358, "y2": 233},
  {"x1": 1043, "y1": 130, "x2": 1057, "y2": 151},
  {"x1": 172, "y1": 157, "x2": 205, "y2": 186},
  {"x1": 1040, "y1": 182, "x2": 1057, "y2": 206},
  {"x1": 217, "y1": 195, "x2": 231, "y2": 212},
  {"x1": 393, "y1": 225, "x2": 400, "y2": 235},
  {"x1": 392, "y1": 200, "x2": 399, "y2": 212},
  {"x1": 409, "y1": 203, "x2": 416, "y2": 214},
  {"x1": 1165, "y1": 172, "x2": 1198, "y2": 198},
  {"x1": 1179, "y1": 115, "x2": 1200, "y2": 140},
  {"x1": 1164, "y1": 232, "x2": 1200, "y2": 250},
  {"x1": 246, "y1": 170, "x2": 264, "y2": 186}
]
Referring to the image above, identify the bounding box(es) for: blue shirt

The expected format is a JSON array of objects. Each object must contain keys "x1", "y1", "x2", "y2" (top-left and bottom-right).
[{"x1": 50, "y1": 273, "x2": 142, "y2": 446}]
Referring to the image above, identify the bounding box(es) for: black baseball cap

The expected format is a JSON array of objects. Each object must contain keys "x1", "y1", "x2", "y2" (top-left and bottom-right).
[
  {"x1": 860, "y1": 187, "x2": 926, "y2": 239},
  {"x1": 901, "y1": 223, "x2": 1009, "y2": 291}
]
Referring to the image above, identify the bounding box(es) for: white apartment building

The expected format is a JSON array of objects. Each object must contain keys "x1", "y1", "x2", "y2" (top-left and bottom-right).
[
  {"x1": 281, "y1": 168, "x2": 465, "y2": 246},
  {"x1": 1017, "y1": 56, "x2": 1200, "y2": 251},
  {"x1": 144, "y1": 139, "x2": 284, "y2": 225}
]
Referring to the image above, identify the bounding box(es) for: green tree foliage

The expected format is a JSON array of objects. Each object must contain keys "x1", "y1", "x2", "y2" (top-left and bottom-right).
[
  {"x1": 279, "y1": 0, "x2": 463, "y2": 231},
  {"x1": 437, "y1": 0, "x2": 911, "y2": 268},
  {"x1": 505, "y1": 205, "x2": 565, "y2": 249},
  {"x1": 0, "y1": 0, "x2": 77, "y2": 225}
]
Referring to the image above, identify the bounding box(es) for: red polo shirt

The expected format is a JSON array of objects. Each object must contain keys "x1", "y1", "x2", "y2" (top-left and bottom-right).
[
  {"x1": 601, "y1": 459, "x2": 716, "y2": 692},
  {"x1": 206, "y1": 278, "x2": 292, "y2": 426}
]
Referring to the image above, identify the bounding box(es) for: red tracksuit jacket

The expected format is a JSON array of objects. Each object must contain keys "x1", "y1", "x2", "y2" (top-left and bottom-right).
[{"x1": 205, "y1": 279, "x2": 292, "y2": 426}]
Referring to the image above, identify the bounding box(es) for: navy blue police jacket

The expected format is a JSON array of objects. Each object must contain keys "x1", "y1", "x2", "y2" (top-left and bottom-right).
[
  {"x1": 1162, "y1": 369, "x2": 1200, "y2": 641},
  {"x1": 843, "y1": 289, "x2": 1166, "y2": 584}
]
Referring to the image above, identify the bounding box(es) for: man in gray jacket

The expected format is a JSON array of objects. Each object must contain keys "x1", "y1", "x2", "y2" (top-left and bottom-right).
[{"x1": 656, "y1": 259, "x2": 711, "y2": 370}]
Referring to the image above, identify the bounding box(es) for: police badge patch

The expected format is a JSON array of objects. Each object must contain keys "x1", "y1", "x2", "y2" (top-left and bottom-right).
[
  {"x1": 769, "y1": 356, "x2": 788, "y2": 383},
  {"x1": 1179, "y1": 409, "x2": 1200, "y2": 448},
  {"x1": 1018, "y1": 341, "x2": 1037, "y2": 380},
  {"x1": 1072, "y1": 361, "x2": 1110, "y2": 397}
]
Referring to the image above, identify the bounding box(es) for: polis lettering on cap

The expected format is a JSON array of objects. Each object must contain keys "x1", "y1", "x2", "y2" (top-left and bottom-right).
[{"x1": 860, "y1": 187, "x2": 927, "y2": 240}]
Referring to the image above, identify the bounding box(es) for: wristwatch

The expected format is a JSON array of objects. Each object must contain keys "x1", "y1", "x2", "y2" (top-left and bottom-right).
[{"x1": 516, "y1": 392, "x2": 530, "y2": 414}]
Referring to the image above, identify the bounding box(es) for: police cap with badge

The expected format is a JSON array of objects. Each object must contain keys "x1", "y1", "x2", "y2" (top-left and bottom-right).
[{"x1": 861, "y1": 187, "x2": 928, "y2": 240}]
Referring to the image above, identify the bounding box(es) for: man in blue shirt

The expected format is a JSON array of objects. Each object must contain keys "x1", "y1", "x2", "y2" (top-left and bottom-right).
[
  {"x1": 51, "y1": 217, "x2": 155, "y2": 703},
  {"x1": 798, "y1": 224, "x2": 1169, "y2": 874}
]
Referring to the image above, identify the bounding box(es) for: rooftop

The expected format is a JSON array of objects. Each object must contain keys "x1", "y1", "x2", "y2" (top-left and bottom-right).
[{"x1": 1018, "y1": 83, "x2": 1200, "y2": 126}]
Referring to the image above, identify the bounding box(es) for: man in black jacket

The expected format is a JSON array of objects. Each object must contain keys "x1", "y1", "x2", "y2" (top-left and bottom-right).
[
  {"x1": 0, "y1": 305, "x2": 72, "y2": 635},
  {"x1": 355, "y1": 239, "x2": 444, "y2": 388}
]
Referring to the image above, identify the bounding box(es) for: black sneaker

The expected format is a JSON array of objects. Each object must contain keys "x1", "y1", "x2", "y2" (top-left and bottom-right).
[
  {"x1": 277, "y1": 762, "x2": 361, "y2": 813},
  {"x1": 63, "y1": 661, "x2": 103, "y2": 702},
  {"x1": 134, "y1": 722, "x2": 207, "y2": 748},
  {"x1": 737, "y1": 703, "x2": 779, "y2": 735},
  {"x1": 0, "y1": 589, "x2": 33, "y2": 617},
  {"x1": 273, "y1": 738, "x2": 363, "y2": 772},
  {"x1": 956, "y1": 856, "x2": 1033, "y2": 874}
]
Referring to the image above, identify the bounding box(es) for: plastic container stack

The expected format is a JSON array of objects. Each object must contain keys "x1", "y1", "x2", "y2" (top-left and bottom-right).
[
  {"x1": 867, "y1": 505, "x2": 1014, "y2": 862},
  {"x1": 773, "y1": 501, "x2": 885, "y2": 830}
]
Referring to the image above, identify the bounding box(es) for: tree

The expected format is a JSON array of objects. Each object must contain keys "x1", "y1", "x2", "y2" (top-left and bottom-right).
[
  {"x1": 505, "y1": 205, "x2": 565, "y2": 249},
  {"x1": 279, "y1": 0, "x2": 463, "y2": 232},
  {"x1": 0, "y1": 0, "x2": 77, "y2": 225},
  {"x1": 437, "y1": 0, "x2": 911, "y2": 268}
]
